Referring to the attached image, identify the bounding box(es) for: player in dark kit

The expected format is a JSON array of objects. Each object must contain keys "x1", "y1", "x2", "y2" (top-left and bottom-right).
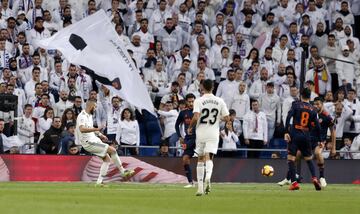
[
  {"x1": 284, "y1": 88, "x2": 324, "y2": 191},
  {"x1": 175, "y1": 93, "x2": 197, "y2": 188},
  {"x1": 312, "y1": 97, "x2": 336, "y2": 187}
]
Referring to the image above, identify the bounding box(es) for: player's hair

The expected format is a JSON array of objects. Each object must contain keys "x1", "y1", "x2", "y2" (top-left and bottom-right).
[
  {"x1": 301, "y1": 88, "x2": 311, "y2": 100},
  {"x1": 202, "y1": 79, "x2": 213, "y2": 92},
  {"x1": 86, "y1": 99, "x2": 96, "y2": 108},
  {"x1": 314, "y1": 97, "x2": 324, "y2": 103},
  {"x1": 185, "y1": 93, "x2": 196, "y2": 100}
]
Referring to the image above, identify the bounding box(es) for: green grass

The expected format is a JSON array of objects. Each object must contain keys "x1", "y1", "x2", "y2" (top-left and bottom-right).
[{"x1": 0, "y1": 182, "x2": 359, "y2": 214}]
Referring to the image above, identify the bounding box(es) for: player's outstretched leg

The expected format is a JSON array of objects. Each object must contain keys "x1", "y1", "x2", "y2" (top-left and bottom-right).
[
  {"x1": 108, "y1": 147, "x2": 135, "y2": 178},
  {"x1": 196, "y1": 157, "x2": 205, "y2": 196},
  {"x1": 96, "y1": 154, "x2": 111, "y2": 187},
  {"x1": 314, "y1": 146, "x2": 327, "y2": 187},
  {"x1": 204, "y1": 153, "x2": 214, "y2": 194},
  {"x1": 288, "y1": 158, "x2": 300, "y2": 191},
  {"x1": 183, "y1": 155, "x2": 194, "y2": 188},
  {"x1": 304, "y1": 157, "x2": 321, "y2": 191}
]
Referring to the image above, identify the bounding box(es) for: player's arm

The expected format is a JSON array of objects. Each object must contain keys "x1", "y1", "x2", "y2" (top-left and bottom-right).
[
  {"x1": 79, "y1": 125, "x2": 102, "y2": 133},
  {"x1": 329, "y1": 120, "x2": 336, "y2": 157},
  {"x1": 174, "y1": 111, "x2": 183, "y2": 139},
  {"x1": 312, "y1": 111, "x2": 324, "y2": 142},
  {"x1": 329, "y1": 125, "x2": 336, "y2": 157},
  {"x1": 187, "y1": 112, "x2": 200, "y2": 135},
  {"x1": 284, "y1": 103, "x2": 295, "y2": 142},
  {"x1": 79, "y1": 125, "x2": 107, "y2": 141}
]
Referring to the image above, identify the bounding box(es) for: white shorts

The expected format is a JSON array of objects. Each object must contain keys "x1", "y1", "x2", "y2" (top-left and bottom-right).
[
  {"x1": 195, "y1": 139, "x2": 219, "y2": 156},
  {"x1": 81, "y1": 138, "x2": 109, "y2": 158}
]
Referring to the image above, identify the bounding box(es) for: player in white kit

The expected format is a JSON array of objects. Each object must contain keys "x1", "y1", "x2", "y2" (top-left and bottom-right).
[
  {"x1": 188, "y1": 79, "x2": 230, "y2": 196},
  {"x1": 75, "y1": 100, "x2": 134, "y2": 186}
]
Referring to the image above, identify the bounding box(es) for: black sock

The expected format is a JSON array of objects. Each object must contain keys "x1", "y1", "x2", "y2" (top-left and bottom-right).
[
  {"x1": 288, "y1": 160, "x2": 296, "y2": 183},
  {"x1": 318, "y1": 163, "x2": 324, "y2": 178},
  {"x1": 296, "y1": 160, "x2": 301, "y2": 178},
  {"x1": 184, "y1": 164, "x2": 192, "y2": 183},
  {"x1": 306, "y1": 160, "x2": 316, "y2": 178},
  {"x1": 286, "y1": 170, "x2": 291, "y2": 180}
]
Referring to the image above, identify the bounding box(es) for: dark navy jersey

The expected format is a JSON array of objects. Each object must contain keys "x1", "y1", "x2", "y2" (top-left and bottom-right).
[
  {"x1": 175, "y1": 109, "x2": 195, "y2": 139},
  {"x1": 285, "y1": 101, "x2": 324, "y2": 141},
  {"x1": 311, "y1": 110, "x2": 334, "y2": 142}
]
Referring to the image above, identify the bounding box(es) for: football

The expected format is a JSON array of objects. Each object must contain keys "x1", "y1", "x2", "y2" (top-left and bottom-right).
[{"x1": 261, "y1": 165, "x2": 274, "y2": 177}]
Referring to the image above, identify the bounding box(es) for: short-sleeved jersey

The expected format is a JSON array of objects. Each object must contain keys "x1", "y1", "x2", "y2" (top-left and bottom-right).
[
  {"x1": 75, "y1": 110, "x2": 97, "y2": 145},
  {"x1": 175, "y1": 109, "x2": 195, "y2": 140},
  {"x1": 194, "y1": 94, "x2": 229, "y2": 141},
  {"x1": 285, "y1": 101, "x2": 324, "y2": 141},
  {"x1": 311, "y1": 110, "x2": 334, "y2": 142}
]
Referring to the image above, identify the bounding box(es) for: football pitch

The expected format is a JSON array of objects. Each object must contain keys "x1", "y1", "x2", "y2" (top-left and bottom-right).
[{"x1": 0, "y1": 182, "x2": 359, "y2": 214}]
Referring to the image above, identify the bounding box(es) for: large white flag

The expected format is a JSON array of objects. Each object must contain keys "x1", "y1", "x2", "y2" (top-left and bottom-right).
[{"x1": 38, "y1": 10, "x2": 155, "y2": 115}]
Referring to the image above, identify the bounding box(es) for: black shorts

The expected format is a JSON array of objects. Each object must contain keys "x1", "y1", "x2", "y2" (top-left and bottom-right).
[
  {"x1": 310, "y1": 136, "x2": 318, "y2": 150},
  {"x1": 288, "y1": 131, "x2": 312, "y2": 157},
  {"x1": 183, "y1": 138, "x2": 195, "y2": 157}
]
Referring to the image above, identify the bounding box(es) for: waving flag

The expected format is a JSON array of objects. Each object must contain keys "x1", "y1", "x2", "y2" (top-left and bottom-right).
[{"x1": 38, "y1": 10, "x2": 155, "y2": 115}]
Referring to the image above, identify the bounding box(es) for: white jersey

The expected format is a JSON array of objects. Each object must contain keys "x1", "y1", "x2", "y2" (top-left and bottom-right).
[
  {"x1": 75, "y1": 110, "x2": 98, "y2": 145},
  {"x1": 194, "y1": 94, "x2": 229, "y2": 142}
]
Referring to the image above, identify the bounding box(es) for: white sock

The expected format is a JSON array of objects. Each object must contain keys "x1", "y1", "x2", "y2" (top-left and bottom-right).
[
  {"x1": 110, "y1": 153, "x2": 125, "y2": 174},
  {"x1": 197, "y1": 162, "x2": 205, "y2": 193},
  {"x1": 96, "y1": 161, "x2": 110, "y2": 184},
  {"x1": 205, "y1": 160, "x2": 213, "y2": 183}
]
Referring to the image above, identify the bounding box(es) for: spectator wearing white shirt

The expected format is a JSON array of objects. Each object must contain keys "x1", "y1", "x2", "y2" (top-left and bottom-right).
[
  {"x1": 43, "y1": 10, "x2": 60, "y2": 35},
  {"x1": 320, "y1": 34, "x2": 341, "y2": 90},
  {"x1": 327, "y1": 101, "x2": 353, "y2": 149},
  {"x1": 252, "y1": 12, "x2": 276, "y2": 39},
  {"x1": 196, "y1": 57, "x2": 215, "y2": 81},
  {"x1": 333, "y1": 1, "x2": 354, "y2": 26},
  {"x1": 343, "y1": 89, "x2": 360, "y2": 140},
  {"x1": 281, "y1": 85, "x2": 299, "y2": 124},
  {"x1": 187, "y1": 72, "x2": 205, "y2": 98},
  {"x1": 0, "y1": 38, "x2": 12, "y2": 70},
  {"x1": 340, "y1": 135, "x2": 356, "y2": 159},
  {"x1": 221, "y1": 120, "x2": 239, "y2": 157},
  {"x1": 272, "y1": 34, "x2": 289, "y2": 64},
  {"x1": 26, "y1": 0, "x2": 45, "y2": 28},
  {"x1": 157, "y1": 102, "x2": 179, "y2": 156},
  {"x1": 37, "y1": 107, "x2": 54, "y2": 136},
  {"x1": 233, "y1": 32, "x2": 252, "y2": 59},
  {"x1": 17, "y1": 104, "x2": 36, "y2": 154},
  {"x1": 24, "y1": 67, "x2": 41, "y2": 98},
  {"x1": 216, "y1": 69, "x2": 239, "y2": 108},
  {"x1": 305, "y1": 56, "x2": 331, "y2": 96},
  {"x1": 145, "y1": 60, "x2": 168, "y2": 104},
  {"x1": 243, "y1": 100, "x2": 268, "y2": 158},
  {"x1": 1, "y1": 0, "x2": 13, "y2": 20},
  {"x1": 210, "y1": 13, "x2": 225, "y2": 42},
  {"x1": 133, "y1": 18, "x2": 155, "y2": 50},
  {"x1": 230, "y1": 81, "x2": 250, "y2": 121},
  {"x1": 116, "y1": 108, "x2": 140, "y2": 156},
  {"x1": 148, "y1": 0, "x2": 172, "y2": 37},
  {"x1": 209, "y1": 34, "x2": 224, "y2": 71},
  {"x1": 27, "y1": 17, "x2": 51, "y2": 49},
  {"x1": 335, "y1": 45, "x2": 359, "y2": 87},
  {"x1": 54, "y1": 90, "x2": 73, "y2": 117},
  {"x1": 348, "y1": 134, "x2": 360, "y2": 159},
  {"x1": 248, "y1": 67, "x2": 269, "y2": 100},
  {"x1": 259, "y1": 82, "x2": 281, "y2": 142}
]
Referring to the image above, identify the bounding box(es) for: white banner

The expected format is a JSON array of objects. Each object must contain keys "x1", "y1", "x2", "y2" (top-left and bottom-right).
[{"x1": 38, "y1": 10, "x2": 155, "y2": 115}]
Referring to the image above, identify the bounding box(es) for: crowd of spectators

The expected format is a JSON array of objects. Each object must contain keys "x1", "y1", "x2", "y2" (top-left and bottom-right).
[{"x1": 0, "y1": 0, "x2": 360, "y2": 159}]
